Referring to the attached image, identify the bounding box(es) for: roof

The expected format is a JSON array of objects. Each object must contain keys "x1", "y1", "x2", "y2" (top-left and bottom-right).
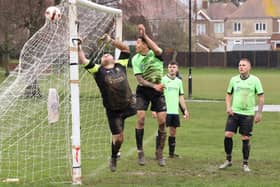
[
  {"x1": 232, "y1": 44, "x2": 271, "y2": 51},
  {"x1": 140, "y1": 0, "x2": 187, "y2": 20},
  {"x1": 228, "y1": 0, "x2": 280, "y2": 19},
  {"x1": 271, "y1": 33, "x2": 280, "y2": 40},
  {"x1": 206, "y1": 2, "x2": 237, "y2": 20},
  {"x1": 197, "y1": 35, "x2": 220, "y2": 50}
]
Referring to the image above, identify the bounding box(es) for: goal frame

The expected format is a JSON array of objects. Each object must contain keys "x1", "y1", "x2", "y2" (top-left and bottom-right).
[{"x1": 68, "y1": 0, "x2": 122, "y2": 185}]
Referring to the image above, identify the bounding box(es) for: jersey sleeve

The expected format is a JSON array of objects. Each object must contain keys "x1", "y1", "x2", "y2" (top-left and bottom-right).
[
  {"x1": 179, "y1": 79, "x2": 184, "y2": 95},
  {"x1": 83, "y1": 59, "x2": 100, "y2": 74},
  {"x1": 117, "y1": 51, "x2": 130, "y2": 68},
  {"x1": 132, "y1": 55, "x2": 143, "y2": 75},
  {"x1": 226, "y1": 78, "x2": 234, "y2": 94},
  {"x1": 255, "y1": 77, "x2": 264, "y2": 95}
]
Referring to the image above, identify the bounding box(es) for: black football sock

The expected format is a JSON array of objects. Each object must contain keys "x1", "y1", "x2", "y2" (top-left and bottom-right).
[
  {"x1": 242, "y1": 139, "x2": 250, "y2": 165},
  {"x1": 111, "y1": 141, "x2": 122, "y2": 159},
  {"x1": 224, "y1": 137, "x2": 233, "y2": 162},
  {"x1": 135, "y1": 128, "x2": 144, "y2": 151},
  {"x1": 156, "y1": 134, "x2": 160, "y2": 150},
  {"x1": 168, "y1": 136, "x2": 176, "y2": 155}
]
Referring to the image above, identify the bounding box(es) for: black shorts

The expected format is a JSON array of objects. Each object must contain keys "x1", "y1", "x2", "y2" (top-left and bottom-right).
[
  {"x1": 166, "y1": 114, "x2": 180, "y2": 128},
  {"x1": 106, "y1": 103, "x2": 136, "y2": 135},
  {"x1": 136, "y1": 85, "x2": 166, "y2": 112},
  {"x1": 225, "y1": 113, "x2": 254, "y2": 136}
]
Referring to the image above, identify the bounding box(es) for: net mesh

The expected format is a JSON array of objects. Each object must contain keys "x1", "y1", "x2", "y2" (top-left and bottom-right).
[{"x1": 0, "y1": 1, "x2": 118, "y2": 184}]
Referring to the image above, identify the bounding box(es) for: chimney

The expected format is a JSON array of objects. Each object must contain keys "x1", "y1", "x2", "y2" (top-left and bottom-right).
[{"x1": 202, "y1": 0, "x2": 208, "y2": 9}]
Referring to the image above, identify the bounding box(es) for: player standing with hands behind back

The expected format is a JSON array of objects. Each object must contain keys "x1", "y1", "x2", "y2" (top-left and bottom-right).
[
  {"x1": 132, "y1": 24, "x2": 167, "y2": 166},
  {"x1": 219, "y1": 58, "x2": 264, "y2": 172}
]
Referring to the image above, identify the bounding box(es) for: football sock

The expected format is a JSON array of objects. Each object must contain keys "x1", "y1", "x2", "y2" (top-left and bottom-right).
[
  {"x1": 168, "y1": 136, "x2": 176, "y2": 155},
  {"x1": 111, "y1": 140, "x2": 122, "y2": 159},
  {"x1": 135, "y1": 128, "x2": 144, "y2": 151},
  {"x1": 242, "y1": 139, "x2": 250, "y2": 164},
  {"x1": 155, "y1": 134, "x2": 160, "y2": 150},
  {"x1": 158, "y1": 131, "x2": 167, "y2": 150},
  {"x1": 224, "y1": 137, "x2": 233, "y2": 161}
]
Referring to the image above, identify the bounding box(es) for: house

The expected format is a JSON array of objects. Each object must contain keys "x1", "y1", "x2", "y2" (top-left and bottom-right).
[
  {"x1": 195, "y1": 0, "x2": 280, "y2": 52},
  {"x1": 195, "y1": 1, "x2": 238, "y2": 52},
  {"x1": 225, "y1": 0, "x2": 280, "y2": 51}
]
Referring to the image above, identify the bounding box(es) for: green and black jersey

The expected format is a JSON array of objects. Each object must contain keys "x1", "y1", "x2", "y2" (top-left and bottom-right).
[
  {"x1": 132, "y1": 50, "x2": 163, "y2": 84},
  {"x1": 161, "y1": 75, "x2": 184, "y2": 114},
  {"x1": 84, "y1": 52, "x2": 133, "y2": 110},
  {"x1": 227, "y1": 74, "x2": 264, "y2": 116}
]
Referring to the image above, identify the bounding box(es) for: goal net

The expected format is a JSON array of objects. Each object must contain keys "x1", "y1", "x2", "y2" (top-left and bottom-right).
[{"x1": 0, "y1": 0, "x2": 121, "y2": 184}]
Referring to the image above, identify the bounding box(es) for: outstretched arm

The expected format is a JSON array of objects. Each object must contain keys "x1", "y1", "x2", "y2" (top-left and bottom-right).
[
  {"x1": 77, "y1": 40, "x2": 100, "y2": 73},
  {"x1": 138, "y1": 24, "x2": 162, "y2": 56},
  {"x1": 100, "y1": 34, "x2": 130, "y2": 53},
  {"x1": 77, "y1": 42, "x2": 88, "y2": 65}
]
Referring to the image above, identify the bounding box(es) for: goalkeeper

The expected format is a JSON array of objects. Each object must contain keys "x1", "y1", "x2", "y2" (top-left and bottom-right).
[{"x1": 78, "y1": 34, "x2": 136, "y2": 172}]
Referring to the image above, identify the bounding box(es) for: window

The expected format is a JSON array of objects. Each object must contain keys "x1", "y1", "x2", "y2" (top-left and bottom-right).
[
  {"x1": 214, "y1": 23, "x2": 224, "y2": 33},
  {"x1": 196, "y1": 24, "x2": 206, "y2": 35},
  {"x1": 255, "y1": 22, "x2": 266, "y2": 32},
  {"x1": 233, "y1": 22, "x2": 241, "y2": 32},
  {"x1": 234, "y1": 40, "x2": 242, "y2": 45}
]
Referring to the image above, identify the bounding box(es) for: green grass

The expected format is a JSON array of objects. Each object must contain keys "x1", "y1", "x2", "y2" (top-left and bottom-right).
[{"x1": 0, "y1": 67, "x2": 279, "y2": 186}]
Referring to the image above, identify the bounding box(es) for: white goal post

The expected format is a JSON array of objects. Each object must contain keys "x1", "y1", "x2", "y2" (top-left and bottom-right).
[{"x1": 68, "y1": 0, "x2": 122, "y2": 185}]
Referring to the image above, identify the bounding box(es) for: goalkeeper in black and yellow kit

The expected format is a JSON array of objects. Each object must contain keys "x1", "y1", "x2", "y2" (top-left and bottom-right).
[{"x1": 78, "y1": 34, "x2": 136, "y2": 172}]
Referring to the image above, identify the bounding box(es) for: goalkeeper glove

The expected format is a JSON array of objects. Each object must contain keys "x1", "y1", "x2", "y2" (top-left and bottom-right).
[{"x1": 99, "y1": 34, "x2": 113, "y2": 44}]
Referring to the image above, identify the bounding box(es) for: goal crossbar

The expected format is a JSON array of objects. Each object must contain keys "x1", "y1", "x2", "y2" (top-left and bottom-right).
[{"x1": 76, "y1": 0, "x2": 122, "y2": 16}]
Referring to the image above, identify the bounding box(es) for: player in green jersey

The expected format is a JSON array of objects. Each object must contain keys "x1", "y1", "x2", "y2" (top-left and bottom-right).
[
  {"x1": 219, "y1": 58, "x2": 264, "y2": 172},
  {"x1": 161, "y1": 61, "x2": 189, "y2": 158},
  {"x1": 132, "y1": 24, "x2": 167, "y2": 166}
]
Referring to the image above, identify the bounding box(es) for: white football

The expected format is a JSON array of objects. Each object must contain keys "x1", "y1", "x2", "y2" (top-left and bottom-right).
[{"x1": 45, "y1": 6, "x2": 61, "y2": 22}]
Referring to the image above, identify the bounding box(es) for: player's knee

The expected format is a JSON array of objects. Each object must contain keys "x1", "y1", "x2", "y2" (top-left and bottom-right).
[
  {"x1": 158, "y1": 124, "x2": 165, "y2": 132},
  {"x1": 137, "y1": 119, "x2": 145, "y2": 128},
  {"x1": 115, "y1": 139, "x2": 123, "y2": 145},
  {"x1": 113, "y1": 134, "x2": 124, "y2": 144},
  {"x1": 170, "y1": 128, "x2": 176, "y2": 136},
  {"x1": 156, "y1": 112, "x2": 166, "y2": 123},
  {"x1": 241, "y1": 135, "x2": 250, "y2": 140},
  {"x1": 225, "y1": 131, "x2": 234, "y2": 137}
]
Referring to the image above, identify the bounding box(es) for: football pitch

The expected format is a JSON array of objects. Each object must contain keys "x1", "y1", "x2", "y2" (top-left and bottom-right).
[{"x1": 0, "y1": 67, "x2": 279, "y2": 187}]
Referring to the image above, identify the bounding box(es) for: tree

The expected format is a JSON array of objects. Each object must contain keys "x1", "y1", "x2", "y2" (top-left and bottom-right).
[
  {"x1": 157, "y1": 20, "x2": 187, "y2": 52},
  {"x1": 0, "y1": 0, "x2": 54, "y2": 77}
]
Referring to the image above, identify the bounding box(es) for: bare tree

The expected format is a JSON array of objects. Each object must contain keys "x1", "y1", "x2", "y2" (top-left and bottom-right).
[
  {"x1": 0, "y1": 0, "x2": 22, "y2": 76},
  {"x1": 157, "y1": 20, "x2": 187, "y2": 51},
  {"x1": 0, "y1": 0, "x2": 54, "y2": 78}
]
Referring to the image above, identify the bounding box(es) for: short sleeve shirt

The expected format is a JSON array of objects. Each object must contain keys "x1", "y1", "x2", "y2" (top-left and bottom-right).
[
  {"x1": 132, "y1": 50, "x2": 163, "y2": 84},
  {"x1": 161, "y1": 75, "x2": 184, "y2": 114},
  {"x1": 227, "y1": 74, "x2": 264, "y2": 115}
]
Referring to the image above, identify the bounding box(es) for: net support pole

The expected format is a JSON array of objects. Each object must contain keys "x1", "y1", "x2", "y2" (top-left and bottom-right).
[
  {"x1": 69, "y1": 0, "x2": 82, "y2": 185},
  {"x1": 68, "y1": 0, "x2": 122, "y2": 184},
  {"x1": 114, "y1": 14, "x2": 123, "y2": 59}
]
